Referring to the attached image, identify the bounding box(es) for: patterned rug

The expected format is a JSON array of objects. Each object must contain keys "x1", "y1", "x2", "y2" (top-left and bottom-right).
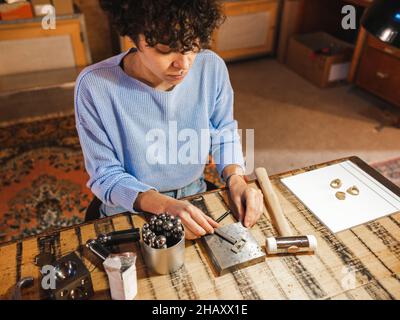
[
  {"x1": 370, "y1": 157, "x2": 400, "y2": 188},
  {"x1": 0, "y1": 113, "x2": 223, "y2": 244},
  {"x1": 1, "y1": 113, "x2": 399, "y2": 244}
]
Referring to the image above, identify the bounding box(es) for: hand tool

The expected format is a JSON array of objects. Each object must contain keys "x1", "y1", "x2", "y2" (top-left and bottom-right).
[
  {"x1": 86, "y1": 239, "x2": 111, "y2": 261},
  {"x1": 190, "y1": 193, "x2": 265, "y2": 275},
  {"x1": 11, "y1": 277, "x2": 34, "y2": 300},
  {"x1": 255, "y1": 167, "x2": 317, "y2": 255},
  {"x1": 213, "y1": 227, "x2": 246, "y2": 254},
  {"x1": 202, "y1": 222, "x2": 265, "y2": 276},
  {"x1": 97, "y1": 228, "x2": 140, "y2": 246}
]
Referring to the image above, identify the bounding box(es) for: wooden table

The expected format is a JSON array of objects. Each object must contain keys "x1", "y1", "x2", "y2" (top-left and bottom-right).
[{"x1": 1, "y1": 156, "x2": 399, "y2": 300}]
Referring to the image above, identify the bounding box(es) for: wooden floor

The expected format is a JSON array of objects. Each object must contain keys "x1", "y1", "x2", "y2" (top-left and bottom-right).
[
  {"x1": 0, "y1": 67, "x2": 81, "y2": 96},
  {"x1": 0, "y1": 157, "x2": 399, "y2": 300}
]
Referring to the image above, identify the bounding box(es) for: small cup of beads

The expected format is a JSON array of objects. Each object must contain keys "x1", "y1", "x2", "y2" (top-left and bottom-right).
[{"x1": 141, "y1": 213, "x2": 185, "y2": 274}]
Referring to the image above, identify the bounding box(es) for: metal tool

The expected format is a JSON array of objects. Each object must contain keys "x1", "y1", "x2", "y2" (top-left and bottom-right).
[
  {"x1": 215, "y1": 209, "x2": 232, "y2": 223},
  {"x1": 190, "y1": 195, "x2": 209, "y2": 214},
  {"x1": 11, "y1": 277, "x2": 34, "y2": 300},
  {"x1": 202, "y1": 222, "x2": 265, "y2": 276},
  {"x1": 86, "y1": 228, "x2": 142, "y2": 263},
  {"x1": 49, "y1": 252, "x2": 94, "y2": 300},
  {"x1": 86, "y1": 239, "x2": 111, "y2": 261},
  {"x1": 35, "y1": 252, "x2": 55, "y2": 268},
  {"x1": 214, "y1": 227, "x2": 246, "y2": 253},
  {"x1": 190, "y1": 193, "x2": 265, "y2": 275},
  {"x1": 255, "y1": 167, "x2": 317, "y2": 255},
  {"x1": 97, "y1": 228, "x2": 141, "y2": 246},
  {"x1": 191, "y1": 194, "x2": 232, "y2": 224}
]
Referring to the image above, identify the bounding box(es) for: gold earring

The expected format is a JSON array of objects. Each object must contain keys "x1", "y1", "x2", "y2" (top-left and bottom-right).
[
  {"x1": 335, "y1": 191, "x2": 346, "y2": 200},
  {"x1": 347, "y1": 186, "x2": 359, "y2": 196},
  {"x1": 330, "y1": 179, "x2": 342, "y2": 189}
]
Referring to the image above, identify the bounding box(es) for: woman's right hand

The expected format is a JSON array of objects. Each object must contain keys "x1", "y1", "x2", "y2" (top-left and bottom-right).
[
  {"x1": 134, "y1": 190, "x2": 219, "y2": 240},
  {"x1": 164, "y1": 198, "x2": 220, "y2": 240}
]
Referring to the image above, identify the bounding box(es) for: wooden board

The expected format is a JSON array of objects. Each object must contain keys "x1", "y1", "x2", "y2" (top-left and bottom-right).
[{"x1": 1, "y1": 156, "x2": 399, "y2": 300}]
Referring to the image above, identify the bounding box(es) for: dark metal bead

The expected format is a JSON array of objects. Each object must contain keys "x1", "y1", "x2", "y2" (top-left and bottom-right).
[
  {"x1": 155, "y1": 218, "x2": 163, "y2": 232},
  {"x1": 143, "y1": 236, "x2": 151, "y2": 245},
  {"x1": 173, "y1": 231, "x2": 184, "y2": 240},
  {"x1": 163, "y1": 221, "x2": 174, "y2": 231},
  {"x1": 173, "y1": 225, "x2": 183, "y2": 234},
  {"x1": 164, "y1": 231, "x2": 172, "y2": 238},
  {"x1": 155, "y1": 235, "x2": 167, "y2": 248},
  {"x1": 159, "y1": 214, "x2": 167, "y2": 221},
  {"x1": 173, "y1": 217, "x2": 182, "y2": 226},
  {"x1": 142, "y1": 229, "x2": 152, "y2": 239},
  {"x1": 149, "y1": 215, "x2": 157, "y2": 224},
  {"x1": 142, "y1": 223, "x2": 149, "y2": 230},
  {"x1": 149, "y1": 234, "x2": 157, "y2": 247}
]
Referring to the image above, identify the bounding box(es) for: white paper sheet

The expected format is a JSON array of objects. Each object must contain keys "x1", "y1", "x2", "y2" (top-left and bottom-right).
[{"x1": 281, "y1": 160, "x2": 400, "y2": 233}]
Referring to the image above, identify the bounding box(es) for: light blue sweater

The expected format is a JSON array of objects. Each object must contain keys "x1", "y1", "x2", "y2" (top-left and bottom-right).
[{"x1": 74, "y1": 49, "x2": 244, "y2": 213}]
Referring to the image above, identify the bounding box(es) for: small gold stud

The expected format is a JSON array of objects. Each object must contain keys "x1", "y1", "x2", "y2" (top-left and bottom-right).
[
  {"x1": 335, "y1": 191, "x2": 346, "y2": 200},
  {"x1": 347, "y1": 186, "x2": 360, "y2": 196},
  {"x1": 330, "y1": 179, "x2": 342, "y2": 189}
]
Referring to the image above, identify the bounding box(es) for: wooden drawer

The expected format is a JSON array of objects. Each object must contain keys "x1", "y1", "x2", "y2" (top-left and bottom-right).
[
  {"x1": 356, "y1": 45, "x2": 400, "y2": 107},
  {"x1": 367, "y1": 35, "x2": 400, "y2": 60}
]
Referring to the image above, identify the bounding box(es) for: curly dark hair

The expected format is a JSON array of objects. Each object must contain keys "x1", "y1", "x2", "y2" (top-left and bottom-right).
[{"x1": 99, "y1": 0, "x2": 225, "y2": 52}]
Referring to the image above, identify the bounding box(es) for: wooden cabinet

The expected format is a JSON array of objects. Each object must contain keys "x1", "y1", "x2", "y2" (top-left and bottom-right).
[
  {"x1": 0, "y1": 14, "x2": 91, "y2": 76},
  {"x1": 120, "y1": 0, "x2": 279, "y2": 61},
  {"x1": 211, "y1": 0, "x2": 279, "y2": 61},
  {"x1": 352, "y1": 34, "x2": 400, "y2": 107}
]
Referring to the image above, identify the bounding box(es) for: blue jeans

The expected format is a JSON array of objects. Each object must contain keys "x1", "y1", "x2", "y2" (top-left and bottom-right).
[{"x1": 99, "y1": 176, "x2": 207, "y2": 217}]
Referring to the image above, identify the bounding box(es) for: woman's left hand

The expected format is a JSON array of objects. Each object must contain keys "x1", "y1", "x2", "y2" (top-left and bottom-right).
[{"x1": 227, "y1": 175, "x2": 264, "y2": 228}]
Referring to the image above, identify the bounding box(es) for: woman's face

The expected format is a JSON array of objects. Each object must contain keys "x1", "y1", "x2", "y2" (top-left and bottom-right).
[{"x1": 134, "y1": 34, "x2": 199, "y2": 88}]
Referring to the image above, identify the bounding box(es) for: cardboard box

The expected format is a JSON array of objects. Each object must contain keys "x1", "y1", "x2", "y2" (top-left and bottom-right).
[
  {"x1": 30, "y1": 0, "x2": 50, "y2": 16},
  {"x1": 30, "y1": 0, "x2": 51, "y2": 5},
  {"x1": 0, "y1": 1, "x2": 33, "y2": 20},
  {"x1": 31, "y1": 0, "x2": 74, "y2": 17},
  {"x1": 286, "y1": 32, "x2": 354, "y2": 88},
  {"x1": 52, "y1": 0, "x2": 74, "y2": 15},
  {"x1": 30, "y1": 0, "x2": 52, "y2": 16}
]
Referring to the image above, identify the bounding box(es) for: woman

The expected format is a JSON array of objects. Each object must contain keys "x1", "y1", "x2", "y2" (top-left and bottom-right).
[{"x1": 74, "y1": 0, "x2": 264, "y2": 239}]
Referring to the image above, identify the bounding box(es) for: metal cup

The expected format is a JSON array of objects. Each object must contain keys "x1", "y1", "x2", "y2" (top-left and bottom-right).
[{"x1": 141, "y1": 235, "x2": 185, "y2": 275}]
